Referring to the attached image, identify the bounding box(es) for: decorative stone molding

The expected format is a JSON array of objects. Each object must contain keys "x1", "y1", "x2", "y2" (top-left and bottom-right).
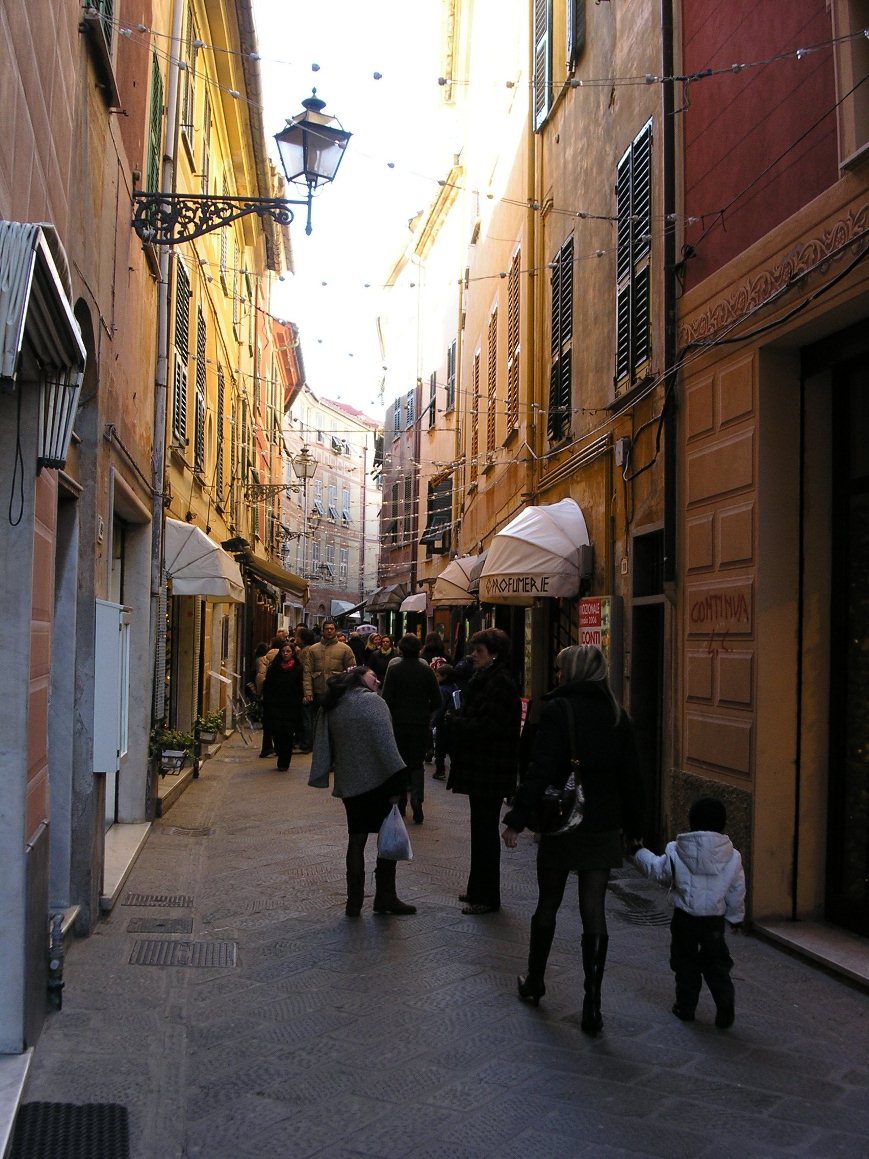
[{"x1": 679, "y1": 203, "x2": 869, "y2": 348}]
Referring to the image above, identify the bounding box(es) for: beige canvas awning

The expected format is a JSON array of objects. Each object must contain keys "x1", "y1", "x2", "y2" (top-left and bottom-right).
[
  {"x1": 431, "y1": 555, "x2": 481, "y2": 607},
  {"x1": 164, "y1": 519, "x2": 245, "y2": 602},
  {"x1": 399, "y1": 592, "x2": 427, "y2": 614},
  {"x1": 478, "y1": 498, "x2": 590, "y2": 605}
]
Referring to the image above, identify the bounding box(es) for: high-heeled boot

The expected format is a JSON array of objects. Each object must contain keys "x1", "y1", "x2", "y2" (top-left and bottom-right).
[
  {"x1": 517, "y1": 915, "x2": 556, "y2": 1006},
  {"x1": 345, "y1": 834, "x2": 367, "y2": 917},
  {"x1": 580, "y1": 933, "x2": 609, "y2": 1035},
  {"x1": 372, "y1": 858, "x2": 417, "y2": 914}
]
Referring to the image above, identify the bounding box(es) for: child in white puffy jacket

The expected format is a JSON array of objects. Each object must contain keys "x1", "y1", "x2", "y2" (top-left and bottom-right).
[{"x1": 630, "y1": 797, "x2": 745, "y2": 1028}]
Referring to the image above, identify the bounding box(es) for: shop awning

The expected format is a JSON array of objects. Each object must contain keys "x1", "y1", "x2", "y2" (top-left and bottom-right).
[
  {"x1": 467, "y1": 552, "x2": 488, "y2": 596},
  {"x1": 164, "y1": 519, "x2": 245, "y2": 602},
  {"x1": 366, "y1": 583, "x2": 408, "y2": 612},
  {"x1": 399, "y1": 592, "x2": 427, "y2": 614},
  {"x1": 478, "y1": 498, "x2": 590, "y2": 605},
  {"x1": 331, "y1": 599, "x2": 365, "y2": 619},
  {"x1": 0, "y1": 222, "x2": 85, "y2": 383},
  {"x1": 431, "y1": 555, "x2": 481, "y2": 607},
  {"x1": 241, "y1": 552, "x2": 308, "y2": 600}
]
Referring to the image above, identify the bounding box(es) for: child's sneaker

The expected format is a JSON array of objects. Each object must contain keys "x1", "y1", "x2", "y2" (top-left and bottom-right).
[
  {"x1": 715, "y1": 1006, "x2": 735, "y2": 1029},
  {"x1": 671, "y1": 1003, "x2": 695, "y2": 1022}
]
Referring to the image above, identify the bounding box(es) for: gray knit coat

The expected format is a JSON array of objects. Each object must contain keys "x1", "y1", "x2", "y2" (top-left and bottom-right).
[{"x1": 308, "y1": 687, "x2": 405, "y2": 798}]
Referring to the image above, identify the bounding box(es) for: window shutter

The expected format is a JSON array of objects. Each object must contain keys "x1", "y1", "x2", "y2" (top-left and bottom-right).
[
  {"x1": 487, "y1": 307, "x2": 498, "y2": 454},
  {"x1": 632, "y1": 123, "x2": 652, "y2": 261},
  {"x1": 615, "y1": 120, "x2": 653, "y2": 392},
  {"x1": 216, "y1": 366, "x2": 225, "y2": 498},
  {"x1": 632, "y1": 264, "x2": 651, "y2": 369},
  {"x1": 146, "y1": 53, "x2": 164, "y2": 193},
  {"x1": 548, "y1": 237, "x2": 573, "y2": 440},
  {"x1": 194, "y1": 308, "x2": 206, "y2": 473},
  {"x1": 533, "y1": 0, "x2": 551, "y2": 129},
  {"x1": 470, "y1": 352, "x2": 480, "y2": 482},
  {"x1": 567, "y1": 0, "x2": 586, "y2": 69},
  {"x1": 153, "y1": 583, "x2": 167, "y2": 721},
  {"x1": 506, "y1": 250, "x2": 521, "y2": 430}
]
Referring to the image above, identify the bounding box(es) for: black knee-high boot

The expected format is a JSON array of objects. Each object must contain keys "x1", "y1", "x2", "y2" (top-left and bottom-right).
[
  {"x1": 581, "y1": 933, "x2": 609, "y2": 1035},
  {"x1": 373, "y1": 858, "x2": 417, "y2": 915},
  {"x1": 517, "y1": 915, "x2": 556, "y2": 1005},
  {"x1": 345, "y1": 834, "x2": 367, "y2": 917}
]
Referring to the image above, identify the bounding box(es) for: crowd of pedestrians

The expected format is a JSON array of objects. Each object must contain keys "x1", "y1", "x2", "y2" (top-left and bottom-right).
[{"x1": 242, "y1": 620, "x2": 746, "y2": 1037}]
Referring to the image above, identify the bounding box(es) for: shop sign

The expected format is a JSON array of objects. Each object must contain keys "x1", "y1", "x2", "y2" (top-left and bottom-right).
[{"x1": 578, "y1": 596, "x2": 613, "y2": 660}]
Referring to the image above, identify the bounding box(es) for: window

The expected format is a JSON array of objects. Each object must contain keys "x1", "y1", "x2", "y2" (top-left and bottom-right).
[
  {"x1": 194, "y1": 307, "x2": 206, "y2": 474},
  {"x1": 339, "y1": 546, "x2": 348, "y2": 583},
  {"x1": 201, "y1": 97, "x2": 212, "y2": 195},
  {"x1": 486, "y1": 307, "x2": 498, "y2": 456},
  {"x1": 341, "y1": 488, "x2": 351, "y2": 524},
  {"x1": 392, "y1": 399, "x2": 401, "y2": 439},
  {"x1": 419, "y1": 476, "x2": 453, "y2": 556},
  {"x1": 326, "y1": 544, "x2": 335, "y2": 575},
  {"x1": 566, "y1": 0, "x2": 586, "y2": 71},
  {"x1": 390, "y1": 481, "x2": 400, "y2": 544},
  {"x1": 179, "y1": 6, "x2": 198, "y2": 149},
  {"x1": 172, "y1": 262, "x2": 190, "y2": 444},
  {"x1": 548, "y1": 236, "x2": 573, "y2": 440},
  {"x1": 146, "y1": 53, "x2": 164, "y2": 193},
  {"x1": 216, "y1": 366, "x2": 225, "y2": 501},
  {"x1": 403, "y1": 476, "x2": 412, "y2": 541},
  {"x1": 506, "y1": 250, "x2": 521, "y2": 430},
  {"x1": 469, "y1": 352, "x2": 480, "y2": 484},
  {"x1": 427, "y1": 370, "x2": 437, "y2": 428},
  {"x1": 405, "y1": 388, "x2": 414, "y2": 429},
  {"x1": 615, "y1": 121, "x2": 652, "y2": 395},
  {"x1": 446, "y1": 340, "x2": 457, "y2": 411},
  {"x1": 533, "y1": 0, "x2": 552, "y2": 129},
  {"x1": 327, "y1": 484, "x2": 338, "y2": 521},
  {"x1": 311, "y1": 540, "x2": 320, "y2": 573},
  {"x1": 312, "y1": 479, "x2": 325, "y2": 516},
  {"x1": 832, "y1": 0, "x2": 869, "y2": 166}
]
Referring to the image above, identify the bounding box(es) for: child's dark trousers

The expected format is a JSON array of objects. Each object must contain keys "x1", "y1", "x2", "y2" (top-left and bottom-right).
[{"x1": 669, "y1": 906, "x2": 734, "y2": 1014}]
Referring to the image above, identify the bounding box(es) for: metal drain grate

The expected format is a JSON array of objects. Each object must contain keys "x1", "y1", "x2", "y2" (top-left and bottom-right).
[
  {"x1": 129, "y1": 939, "x2": 238, "y2": 967},
  {"x1": 126, "y1": 917, "x2": 194, "y2": 934},
  {"x1": 165, "y1": 826, "x2": 215, "y2": 837},
  {"x1": 122, "y1": 893, "x2": 193, "y2": 907},
  {"x1": 11, "y1": 1102, "x2": 129, "y2": 1158}
]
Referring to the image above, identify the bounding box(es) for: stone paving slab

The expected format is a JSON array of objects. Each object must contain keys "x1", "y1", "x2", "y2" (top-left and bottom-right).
[{"x1": 17, "y1": 734, "x2": 869, "y2": 1158}]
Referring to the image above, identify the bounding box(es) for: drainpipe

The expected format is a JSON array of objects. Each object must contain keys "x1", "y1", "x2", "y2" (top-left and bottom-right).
[
  {"x1": 791, "y1": 376, "x2": 806, "y2": 919},
  {"x1": 149, "y1": 0, "x2": 183, "y2": 726},
  {"x1": 661, "y1": 0, "x2": 677, "y2": 591}
]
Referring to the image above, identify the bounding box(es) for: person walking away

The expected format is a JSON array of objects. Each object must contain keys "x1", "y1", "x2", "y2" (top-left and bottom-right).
[
  {"x1": 366, "y1": 634, "x2": 396, "y2": 682},
  {"x1": 293, "y1": 626, "x2": 316, "y2": 751},
  {"x1": 630, "y1": 796, "x2": 745, "y2": 1028},
  {"x1": 309, "y1": 666, "x2": 416, "y2": 917},
  {"x1": 348, "y1": 630, "x2": 367, "y2": 665},
  {"x1": 255, "y1": 632, "x2": 287, "y2": 758},
  {"x1": 302, "y1": 619, "x2": 355, "y2": 709},
  {"x1": 421, "y1": 631, "x2": 451, "y2": 666},
  {"x1": 431, "y1": 663, "x2": 458, "y2": 781},
  {"x1": 502, "y1": 644, "x2": 645, "y2": 1036},
  {"x1": 261, "y1": 641, "x2": 304, "y2": 771},
  {"x1": 448, "y1": 629, "x2": 521, "y2": 915},
  {"x1": 381, "y1": 634, "x2": 441, "y2": 824}
]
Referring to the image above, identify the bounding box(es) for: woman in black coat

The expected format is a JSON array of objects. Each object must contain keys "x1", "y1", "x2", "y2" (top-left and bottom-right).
[
  {"x1": 448, "y1": 628, "x2": 521, "y2": 915},
  {"x1": 261, "y1": 641, "x2": 305, "y2": 771},
  {"x1": 502, "y1": 644, "x2": 645, "y2": 1035}
]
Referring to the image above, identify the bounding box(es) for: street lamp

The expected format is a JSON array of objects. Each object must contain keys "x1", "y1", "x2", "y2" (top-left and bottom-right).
[
  {"x1": 291, "y1": 446, "x2": 318, "y2": 581},
  {"x1": 131, "y1": 91, "x2": 351, "y2": 245}
]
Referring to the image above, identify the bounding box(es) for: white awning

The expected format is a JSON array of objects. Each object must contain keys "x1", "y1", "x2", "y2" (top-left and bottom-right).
[
  {"x1": 164, "y1": 519, "x2": 244, "y2": 602},
  {"x1": 479, "y1": 498, "x2": 590, "y2": 605},
  {"x1": 399, "y1": 592, "x2": 427, "y2": 614},
  {"x1": 0, "y1": 222, "x2": 85, "y2": 383},
  {"x1": 431, "y1": 555, "x2": 481, "y2": 607}
]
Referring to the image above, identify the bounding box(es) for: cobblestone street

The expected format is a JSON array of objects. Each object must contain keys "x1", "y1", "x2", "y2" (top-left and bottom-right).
[{"x1": 18, "y1": 736, "x2": 869, "y2": 1158}]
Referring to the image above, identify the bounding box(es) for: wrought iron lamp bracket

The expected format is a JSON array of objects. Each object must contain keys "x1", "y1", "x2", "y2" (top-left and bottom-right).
[{"x1": 132, "y1": 191, "x2": 311, "y2": 246}]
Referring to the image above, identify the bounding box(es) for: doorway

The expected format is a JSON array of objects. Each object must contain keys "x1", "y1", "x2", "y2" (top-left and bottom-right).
[
  {"x1": 630, "y1": 529, "x2": 665, "y2": 848},
  {"x1": 827, "y1": 360, "x2": 869, "y2": 936}
]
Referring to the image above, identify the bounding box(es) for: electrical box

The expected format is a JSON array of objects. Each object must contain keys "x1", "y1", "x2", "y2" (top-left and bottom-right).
[{"x1": 614, "y1": 436, "x2": 631, "y2": 467}]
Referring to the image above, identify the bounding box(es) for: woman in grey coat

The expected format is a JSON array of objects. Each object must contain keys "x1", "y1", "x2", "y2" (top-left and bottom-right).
[{"x1": 309, "y1": 666, "x2": 416, "y2": 917}]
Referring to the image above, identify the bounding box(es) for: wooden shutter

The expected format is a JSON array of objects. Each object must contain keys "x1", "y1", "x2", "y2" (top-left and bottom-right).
[
  {"x1": 487, "y1": 307, "x2": 498, "y2": 454},
  {"x1": 506, "y1": 250, "x2": 521, "y2": 430},
  {"x1": 548, "y1": 237, "x2": 573, "y2": 439},
  {"x1": 533, "y1": 0, "x2": 551, "y2": 129},
  {"x1": 470, "y1": 352, "x2": 480, "y2": 483},
  {"x1": 146, "y1": 53, "x2": 163, "y2": 193},
  {"x1": 194, "y1": 308, "x2": 206, "y2": 473}
]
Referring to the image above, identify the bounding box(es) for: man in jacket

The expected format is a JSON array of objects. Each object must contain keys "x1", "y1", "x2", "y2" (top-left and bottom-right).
[
  {"x1": 381, "y1": 634, "x2": 440, "y2": 824},
  {"x1": 303, "y1": 619, "x2": 355, "y2": 707}
]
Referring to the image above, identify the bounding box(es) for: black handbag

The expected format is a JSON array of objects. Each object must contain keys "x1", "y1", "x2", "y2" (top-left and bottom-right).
[{"x1": 528, "y1": 700, "x2": 585, "y2": 836}]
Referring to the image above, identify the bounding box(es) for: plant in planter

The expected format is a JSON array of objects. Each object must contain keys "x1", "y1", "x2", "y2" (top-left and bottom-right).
[
  {"x1": 150, "y1": 726, "x2": 194, "y2": 773},
  {"x1": 195, "y1": 709, "x2": 225, "y2": 743}
]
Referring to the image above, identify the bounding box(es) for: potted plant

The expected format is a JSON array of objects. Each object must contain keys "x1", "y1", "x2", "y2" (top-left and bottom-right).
[
  {"x1": 150, "y1": 726, "x2": 194, "y2": 773},
  {"x1": 195, "y1": 709, "x2": 225, "y2": 744}
]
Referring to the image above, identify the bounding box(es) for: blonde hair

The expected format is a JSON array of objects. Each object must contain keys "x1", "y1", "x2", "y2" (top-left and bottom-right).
[{"x1": 556, "y1": 645, "x2": 621, "y2": 723}]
